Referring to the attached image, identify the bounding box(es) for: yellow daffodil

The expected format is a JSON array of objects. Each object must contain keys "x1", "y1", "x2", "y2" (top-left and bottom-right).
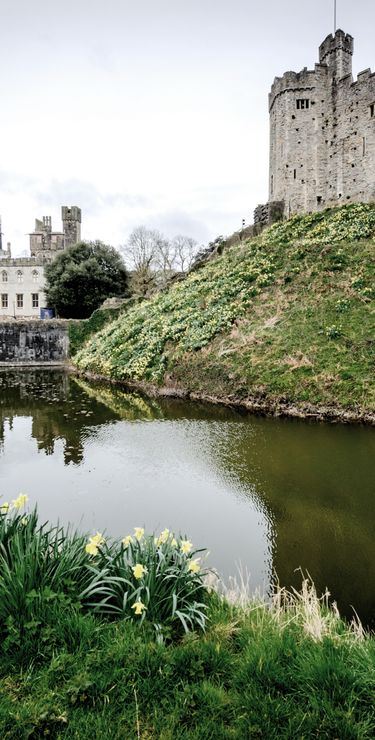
[
  {"x1": 12, "y1": 494, "x2": 29, "y2": 510},
  {"x1": 134, "y1": 527, "x2": 144, "y2": 542},
  {"x1": 122, "y1": 535, "x2": 133, "y2": 548},
  {"x1": 131, "y1": 600, "x2": 147, "y2": 616},
  {"x1": 0, "y1": 502, "x2": 10, "y2": 512},
  {"x1": 180, "y1": 540, "x2": 193, "y2": 555},
  {"x1": 91, "y1": 532, "x2": 105, "y2": 546},
  {"x1": 85, "y1": 531, "x2": 105, "y2": 557},
  {"x1": 85, "y1": 541, "x2": 98, "y2": 557},
  {"x1": 159, "y1": 528, "x2": 170, "y2": 544},
  {"x1": 132, "y1": 563, "x2": 146, "y2": 579},
  {"x1": 188, "y1": 559, "x2": 200, "y2": 574},
  {"x1": 171, "y1": 538, "x2": 177, "y2": 547},
  {"x1": 21, "y1": 516, "x2": 28, "y2": 526}
]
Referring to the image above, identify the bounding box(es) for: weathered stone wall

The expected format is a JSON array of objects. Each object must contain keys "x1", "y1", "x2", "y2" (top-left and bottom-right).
[
  {"x1": 268, "y1": 29, "x2": 375, "y2": 217},
  {"x1": 0, "y1": 321, "x2": 69, "y2": 364},
  {"x1": 254, "y1": 201, "x2": 284, "y2": 232}
]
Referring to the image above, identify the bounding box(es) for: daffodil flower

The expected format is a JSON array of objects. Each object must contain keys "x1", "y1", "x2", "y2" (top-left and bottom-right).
[
  {"x1": 132, "y1": 563, "x2": 146, "y2": 579},
  {"x1": 91, "y1": 532, "x2": 105, "y2": 546},
  {"x1": 171, "y1": 538, "x2": 177, "y2": 547},
  {"x1": 188, "y1": 559, "x2": 200, "y2": 574},
  {"x1": 12, "y1": 494, "x2": 29, "y2": 510},
  {"x1": 158, "y1": 528, "x2": 170, "y2": 545},
  {"x1": 134, "y1": 527, "x2": 144, "y2": 542},
  {"x1": 122, "y1": 535, "x2": 133, "y2": 548},
  {"x1": 85, "y1": 541, "x2": 98, "y2": 557},
  {"x1": 0, "y1": 502, "x2": 10, "y2": 512},
  {"x1": 85, "y1": 532, "x2": 105, "y2": 556},
  {"x1": 131, "y1": 600, "x2": 147, "y2": 616},
  {"x1": 180, "y1": 540, "x2": 193, "y2": 555}
]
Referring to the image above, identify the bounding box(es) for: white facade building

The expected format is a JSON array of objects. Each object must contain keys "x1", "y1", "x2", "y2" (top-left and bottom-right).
[
  {"x1": 0, "y1": 206, "x2": 81, "y2": 319},
  {"x1": 0, "y1": 259, "x2": 46, "y2": 319}
]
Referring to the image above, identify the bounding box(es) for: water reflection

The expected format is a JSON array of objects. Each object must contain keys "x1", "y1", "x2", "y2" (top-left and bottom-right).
[
  {"x1": 1, "y1": 370, "x2": 117, "y2": 464},
  {"x1": 0, "y1": 369, "x2": 374, "y2": 625}
]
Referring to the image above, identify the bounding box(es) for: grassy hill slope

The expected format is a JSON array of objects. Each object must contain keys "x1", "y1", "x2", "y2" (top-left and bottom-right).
[{"x1": 74, "y1": 204, "x2": 375, "y2": 417}]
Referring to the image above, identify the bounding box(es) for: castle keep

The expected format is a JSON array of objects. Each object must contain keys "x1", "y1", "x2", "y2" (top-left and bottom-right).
[{"x1": 255, "y1": 30, "x2": 375, "y2": 225}]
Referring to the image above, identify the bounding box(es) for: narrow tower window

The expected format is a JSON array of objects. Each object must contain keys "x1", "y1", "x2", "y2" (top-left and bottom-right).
[
  {"x1": 370, "y1": 103, "x2": 375, "y2": 118},
  {"x1": 270, "y1": 175, "x2": 274, "y2": 195},
  {"x1": 363, "y1": 137, "x2": 366, "y2": 156},
  {"x1": 293, "y1": 169, "x2": 297, "y2": 180},
  {"x1": 296, "y1": 99, "x2": 310, "y2": 110}
]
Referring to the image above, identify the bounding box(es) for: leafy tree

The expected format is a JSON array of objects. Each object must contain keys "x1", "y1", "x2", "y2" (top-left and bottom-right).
[{"x1": 45, "y1": 241, "x2": 129, "y2": 319}]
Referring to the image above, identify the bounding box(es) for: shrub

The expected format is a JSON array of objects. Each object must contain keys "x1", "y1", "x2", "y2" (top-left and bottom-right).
[{"x1": 45, "y1": 241, "x2": 129, "y2": 319}]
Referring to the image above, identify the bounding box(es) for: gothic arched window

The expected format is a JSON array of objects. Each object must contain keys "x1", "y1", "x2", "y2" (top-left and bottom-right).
[
  {"x1": 32, "y1": 269, "x2": 39, "y2": 283},
  {"x1": 1, "y1": 270, "x2": 7, "y2": 283},
  {"x1": 17, "y1": 270, "x2": 23, "y2": 283}
]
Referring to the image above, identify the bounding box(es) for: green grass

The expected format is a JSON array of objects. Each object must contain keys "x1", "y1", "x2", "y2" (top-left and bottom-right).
[
  {"x1": 68, "y1": 299, "x2": 139, "y2": 357},
  {"x1": 1, "y1": 584, "x2": 375, "y2": 738},
  {"x1": 74, "y1": 204, "x2": 375, "y2": 413},
  {"x1": 1, "y1": 505, "x2": 375, "y2": 738}
]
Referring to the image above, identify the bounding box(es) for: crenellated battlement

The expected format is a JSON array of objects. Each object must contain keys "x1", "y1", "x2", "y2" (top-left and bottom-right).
[
  {"x1": 269, "y1": 68, "x2": 320, "y2": 111},
  {"x1": 319, "y1": 30, "x2": 353, "y2": 64},
  {"x1": 0, "y1": 257, "x2": 50, "y2": 267}
]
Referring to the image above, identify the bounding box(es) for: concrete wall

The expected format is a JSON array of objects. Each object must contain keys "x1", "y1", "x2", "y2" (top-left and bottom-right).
[{"x1": 0, "y1": 320, "x2": 69, "y2": 364}]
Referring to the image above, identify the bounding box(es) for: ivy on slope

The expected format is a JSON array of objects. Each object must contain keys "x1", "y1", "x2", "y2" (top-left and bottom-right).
[{"x1": 75, "y1": 204, "x2": 375, "y2": 387}]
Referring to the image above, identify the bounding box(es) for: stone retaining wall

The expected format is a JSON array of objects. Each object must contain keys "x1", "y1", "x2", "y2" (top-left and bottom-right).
[{"x1": 0, "y1": 320, "x2": 69, "y2": 364}]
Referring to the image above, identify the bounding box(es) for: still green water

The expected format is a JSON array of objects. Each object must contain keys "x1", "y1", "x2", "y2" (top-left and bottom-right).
[{"x1": 1, "y1": 368, "x2": 374, "y2": 624}]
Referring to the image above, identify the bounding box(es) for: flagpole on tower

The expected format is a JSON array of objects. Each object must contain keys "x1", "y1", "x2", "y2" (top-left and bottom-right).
[{"x1": 334, "y1": 0, "x2": 337, "y2": 33}]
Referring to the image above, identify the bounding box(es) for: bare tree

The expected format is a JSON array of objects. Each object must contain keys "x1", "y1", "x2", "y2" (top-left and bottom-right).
[
  {"x1": 121, "y1": 226, "x2": 162, "y2": 295},
  {"x1": 121, "y1": 226, "x2": 161, "y2": 272},
  {"x1": 172, "y1": 235, "x2": 199, "y2": 272},
  {"x1": 121, "y1": 227, "x2": 200, "y2": 295}
]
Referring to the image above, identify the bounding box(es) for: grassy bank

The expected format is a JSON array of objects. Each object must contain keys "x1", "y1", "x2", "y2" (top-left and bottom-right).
[
  {"x1": 68, "y1": 299, "x2": 138, "y2": 357},
  {"x1": 74, "y1": 204, "x2": 375, "y2": 417},
  {"x1": 1, "y1": 503, "x2": 375, "y2": 738}
]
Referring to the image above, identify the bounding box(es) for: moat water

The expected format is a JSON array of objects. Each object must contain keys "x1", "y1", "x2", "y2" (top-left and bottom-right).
[{"x1": 1, "y1": 368, "x2": 374, "y2": 625}]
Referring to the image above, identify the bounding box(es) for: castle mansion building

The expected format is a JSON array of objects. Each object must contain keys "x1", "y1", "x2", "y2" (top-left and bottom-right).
[
  {"x1": 255, "y1": 29, "x2": 375, "y2": 225},
  {"x1": 0, "y1": 207, "x2": 81, "y2": 318}
]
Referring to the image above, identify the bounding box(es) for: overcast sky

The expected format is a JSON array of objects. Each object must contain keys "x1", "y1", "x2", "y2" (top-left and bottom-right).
[{"x1": 1, "y1": 0, "x2": 374, "y2": 255}]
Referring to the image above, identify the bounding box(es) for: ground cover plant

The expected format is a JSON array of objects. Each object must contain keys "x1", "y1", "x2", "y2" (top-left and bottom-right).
[
  {"x1": 1, "y1": 499, "x2": 375, "y2": 738},
  {"x1": 74, "y1": 203, "x2": 375, "y2": 413},
  {"x1": 68, "y1": 298, "x2": 138, "y2": 357}
]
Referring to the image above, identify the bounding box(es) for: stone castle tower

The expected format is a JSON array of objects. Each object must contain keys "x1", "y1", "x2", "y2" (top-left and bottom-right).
[
  {"x1": 62, "y1": 206, "x2": 81, "y2": 248},
  {"x1": 255, "y1": 30, "x2": 375, "y2": 226},
  {"x1": 30, "y1": 206, "x2": 81, "y2": 259}
]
